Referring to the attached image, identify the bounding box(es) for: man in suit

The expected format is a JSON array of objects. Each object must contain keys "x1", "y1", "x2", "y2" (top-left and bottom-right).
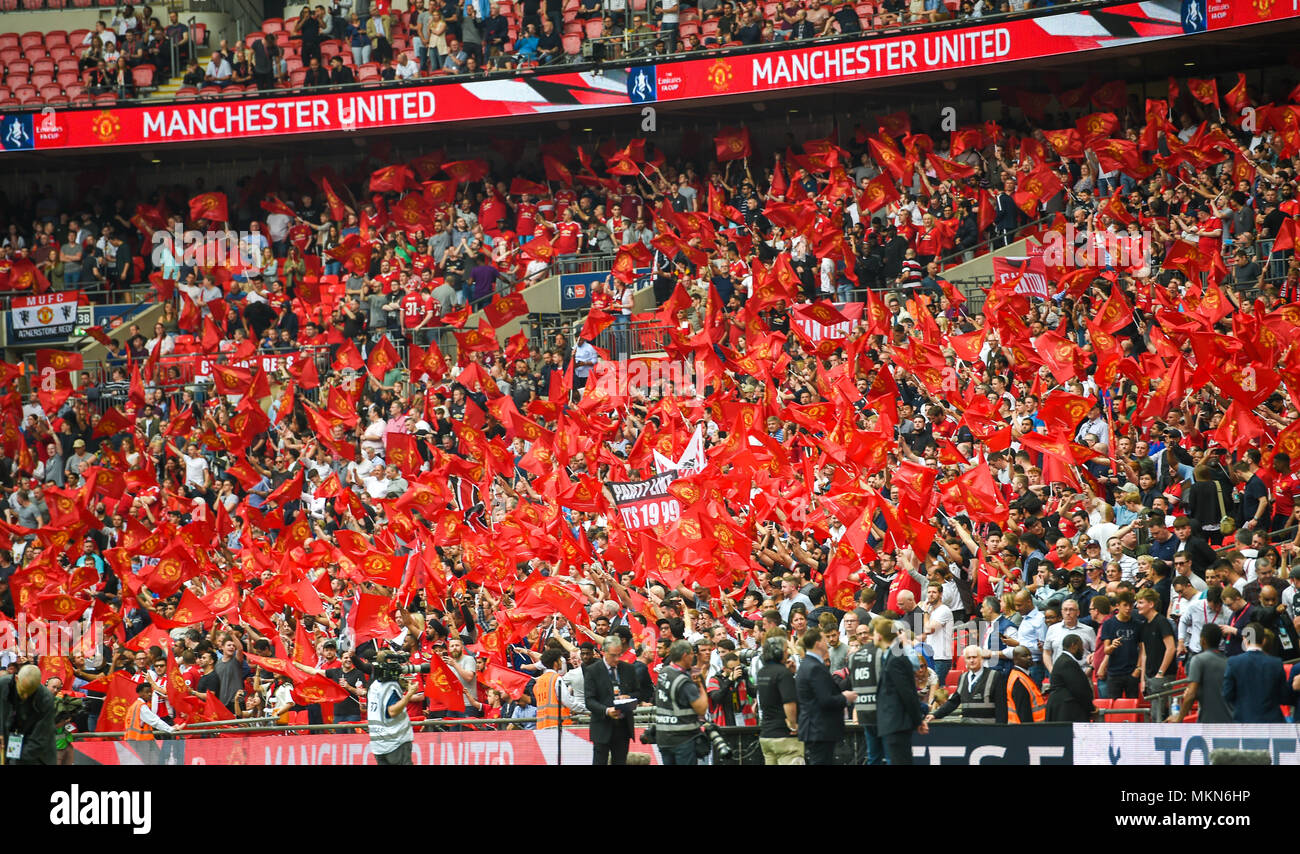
[
  {"x1": 1046, "y1": 634, "x2": 1095, "y2": 722},
  {"x1": 873, "y1": 618, "x2": 927, "y2": 765},
  {"x1": 795, "y1": 628, "x2": 856, "y2": 765},
  {"x1": 1222, "y1": 623, "x2": 1293, "y2": 723},
  {"x1": 583, "y1": 636, "x2": 646, "y2": 765}
]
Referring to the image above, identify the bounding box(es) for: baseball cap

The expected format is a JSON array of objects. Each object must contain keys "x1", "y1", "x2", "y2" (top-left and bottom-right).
[{"x1": 73, "y1": 439, "x2": 86, "y2": 448}]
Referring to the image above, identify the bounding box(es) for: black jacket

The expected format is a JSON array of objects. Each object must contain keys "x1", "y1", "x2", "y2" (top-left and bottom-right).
[
  {"x1": 0, "y1": 675, "x2": 57, "y2": 764},
  {"x1": 875, "y1": 647, "x2": 925, "y2": 736},
  {"x1": 1045, "y1": 653, "x2": 1094, "y2": 722},
  {"x1": 583, "y1": 659, "x2": 645, "y2": 745},
  {"x1": 795, "y1": 653, "x2": 849, "y2": 743}
]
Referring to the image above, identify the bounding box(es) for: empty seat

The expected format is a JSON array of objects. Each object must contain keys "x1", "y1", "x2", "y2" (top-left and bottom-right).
[
  {"x1": 48, "y1": 45, "x2": 71, "y2": 62},
  {"x1": 63, "y1": 82, "x2": 82, "y2": 99},
  {"x1": 174, "y1": 87, "x2": 197, "y2": 101},
  {"x1": 46, "y1": 31, "x2": 69, "y2": 47},
  {"x1": 19, "y1": 32, "x2": 43, "y2": 50},
  {"x1": 45, "y1": 94, "x2": 68, "y2": 106},
  {"x1": 584, "y1": 19, "x2": 602, "y2": 38},
  {"x1": 29, "y1": 72, "x2": 52, "y2": 88},
  {"x1": 32, "y1": 57, "x2": 54, "y2": 74},
  {"x1": 38, "y1": 83, "x2": 60, "y2": 99},
  {"x1": 562, "y1": 34, "x2": 581, "y2": 55},
  {"x1": 93, "y1": 92, "x2": 116, "y2": 105},
  {"x1": 131, "y1": 64, "x2": 154, "y2": 88}
]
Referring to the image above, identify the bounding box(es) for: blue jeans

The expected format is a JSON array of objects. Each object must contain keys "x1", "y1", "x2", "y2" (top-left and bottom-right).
[
  {"x1": 658, "y1": 737, "x2": 699, "y2": 766},
  {"x1": 934, "y1": 659, "x2": 952, "y2": 687},
  {"x1": 857, "y1": 719, "x2": 885, "y2": 765},
  {"x1": 1029, "y1": 662, "x2": 1048, "y2": 690},
  {"x1": 64, "y1": 268, "x2": 81, "y2": 286}
]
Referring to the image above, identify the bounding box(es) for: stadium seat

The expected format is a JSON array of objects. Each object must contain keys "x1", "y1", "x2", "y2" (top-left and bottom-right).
[
  {"x1": 1111, "y1": 698, "x2": 1142, "y2": 723},
  {"x1": 321, "y1": 40, "x2": 342, "y2": 60},
  {"x1": 48, "y1": 45, "x2": 71, "y2": 62},
  {"x1": 0, "y1": 34, "x2": 17, "y2": 50},
  {"x1": 71, "y1": 0, "x2": 93, "y2": 6},
  {"x1": 193, "y1": 23, "x2": 207, "y2": 46},
  {"x1": 562, "y1": 34, "x2": 581, "y2": 55},
  {"x1": 563, "y1": 21, "x2": 583, "y2": 35},
  {"x1": 0, "y1": 97, "x2": 16, "y2": 108},
  {"x1": 56, "y1": 57, "x2": 78, "y2": 74},
  {"x1": 46, "y1": 94, "x2": 68, "y2": 105},
  {"x1": 0, "y1": 86, "x2": 9, "y2": 101},
  {"x1": 357, "y1": 63, "x2": 380, "y2": 82},
  {"x1": 131, "y1": 64, "x2": 154, "y2": 88},
  {"x1": 38, "y1": 83, "x2": 61, "y2": 100},
  {"x1": 944, "y1": 668, "x2": 961, "y2": 692},
  {"x1": 20, "y1": 32, "x2": 42, "y2": 51},
  {"x1": 0, "y1": 0, "x2": 15, "y2": 10},
  {"x1": 263, "y1": 18, "x2": 285, "y2": 35},
  {"x1": 174, "y1": 86, "x2": 197, "y2": 101},
  {"x1": 289, "y1": 67, "x2": 306, "y2": 87},
  {"x1": 563, "y1": 0, "x2": 579, "y2": 11},
  {"x1": 246, "y1": 32, "x2": 265, "y2": 48},
  {"x1": 93, "y1": 92, "x2": 116, "y2": 105},
  {"x1": 0, "y1": 48, "x2": 19, "y2": 66},
  {"x1": 63, "y1": 82, "x2": 82, "y2": 99},
  {"x1": 69, "y1": 29, "x2": 90, "y2": 46},
  {"x1": 497, "y1": 0, "x2": 514, "y2": 15},
  {"x1": 678, "y1": 22, "x2": 698, "y2": 38},
  {"x1": 23, "y1": 47, "x2": 46, "y2": 63},
  {"x1": 584, "y1": 18, "x2": 603, "y2": 38},
  {"x1": 32, "y1": 57, "x2": 53, "y2": 75},
  {"x1": 46, "y1": 31, "x2": 68, "y2": 47},
  {"x1": 198, "y1": 86, "x2": 219, "y2": 98},
  {"x1": 14, "y1": 86, "x2": 37, "y2": 102},
  {"x1": 30, "y1": 72, "x2": 52, "y2": 88}
]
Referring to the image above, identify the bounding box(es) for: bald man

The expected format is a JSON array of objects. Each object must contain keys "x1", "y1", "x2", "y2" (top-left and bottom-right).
[
  {"x1": 927, "y1": 645, "x2": 1008, "y2": 724},
  {"x1": 0, "y1": 664, "x2": 58, "y2": 764}
]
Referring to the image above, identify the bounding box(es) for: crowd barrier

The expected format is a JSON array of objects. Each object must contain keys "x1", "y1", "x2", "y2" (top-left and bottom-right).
[{"x1": 69, "y1": 723, "x2": 1300, "y2": 765}]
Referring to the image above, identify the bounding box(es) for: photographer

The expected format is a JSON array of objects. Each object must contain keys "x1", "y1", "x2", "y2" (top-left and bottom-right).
[
  {"x1": 706, "y1": 652, "x2": 755, "y2": 727},
  {"x1": 650, "y1": 640, "x2": 709, "y2": 765},
  {"x1": 366, "y1": 651, "x2": 420, "y2": 766}
]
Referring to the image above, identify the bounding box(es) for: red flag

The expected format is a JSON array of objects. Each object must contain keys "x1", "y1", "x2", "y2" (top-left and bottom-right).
[
  {"x1": 321, "y1": 177, "x2": 347, "y2": 221},
  {"x1": 333, "y1": 338, "x2": 365, "y2": 372},
  {"x1": 1187, "y1": 77, "x2": 1219, "y2": 106},
  {"x1": 481, "y1": 663, "x2": 532, "y2": 700},
  {"x1": 352, "y1": 593, "x2": 401, "y2": 646},
  {"x1": 424, "y1": 655, "x2": 466, "y2": 712},
  {"x1": 188, "y1": 192, "x2": 229, "y2": 223},
  {"x1": 369, "y1": 164, "x2": 415, "y2": 193},
  {"x1": 366, "y1": 335, "x2": 400, "y2": 380},
  {"x1": 714, "y1": 126, "x2": 752, "y2": 162},
  {"x1": 542, "y1": 154, "x2": 573, "y2": 185},
  {"x1": 95, "y1": 672, "x2": 140, "y2": 733},
  {"x1": 442, "y1": 159, "x2": 490, "y2": 183},
  {"x1": 509, "y1": 177, "x2": 549, "y2": 196}
]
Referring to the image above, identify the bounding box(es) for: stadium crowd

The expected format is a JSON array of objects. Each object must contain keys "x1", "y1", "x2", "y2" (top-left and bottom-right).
[{"x1": 2, "y1": 56, "x2": 1300, "y2": 757}]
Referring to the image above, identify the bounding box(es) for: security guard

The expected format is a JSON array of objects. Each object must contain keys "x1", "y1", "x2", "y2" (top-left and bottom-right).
[
  {"x1": 927, "y1": 645, "x2": 1008, "y2": 724},
  {"x1": 1006, "y1": 646, "x2": 1047, "y2": 723},
  {"x1": 652, "y1": 640, "x2": 709, "y2": 765},
  {"x1": 846, "y1": 621, "x2": 885, "y2": 765}
]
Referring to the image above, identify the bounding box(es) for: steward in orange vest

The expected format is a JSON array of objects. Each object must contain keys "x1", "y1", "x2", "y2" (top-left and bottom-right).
[
  {"x1": 1006, "y1": 647, "x2": 1046, "y2": 723},
  {"x1": 532, "y1": 650, "x2": 573, "y2": 730}
]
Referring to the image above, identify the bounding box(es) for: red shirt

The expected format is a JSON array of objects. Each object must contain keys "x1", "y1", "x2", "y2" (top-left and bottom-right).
[
  {"x1": 516, "y1": 202, "x2": 538, "y2": 237},
  {"x1": 402, "y1": 291, "x2": 432, "y2": 328},
  {"x1": 553, "y1": 221, "x2": 582, "y2": 254},
  {"x1": 374, "y1": 270, "x2": 401, "y2": 294},
  {"x1": 554, "y1": 189, "x2": 578, "y2": 215},
  {"x1": 479, "y1": 194, "x2": 507, "y2": 235}
]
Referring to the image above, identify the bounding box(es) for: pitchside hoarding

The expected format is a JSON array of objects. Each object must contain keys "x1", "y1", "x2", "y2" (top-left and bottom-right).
[{"x1": 1, "y1": 0, "x2": 1292, "y2": 154}]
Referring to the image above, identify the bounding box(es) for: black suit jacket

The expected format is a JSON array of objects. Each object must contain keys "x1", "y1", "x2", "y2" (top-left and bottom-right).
[
  {"x1": 876, "y1": 649, "x2": 925, "y2": 736},
  {"x1": 1045, "y1": 653, "x2": 1094, "y2": 722},
  {"x1": 583, "y1": 659, "x2": 643, "y2": 744},
  {"x1": 795, "y1": 653, "x2": 848, "y2": 743}
]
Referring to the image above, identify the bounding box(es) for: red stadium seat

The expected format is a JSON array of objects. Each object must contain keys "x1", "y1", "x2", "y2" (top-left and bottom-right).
[
  {"x1": 20, "y1": 32, "x2": 43, "y2": 51},
  {"x1": 56, "y1": 57, "x2": 78, "y2": 73},
  {"x1": 24, "y1": 47, "x2": 46, "y2": 63},
  {"x1": 497, "y1": 0, "x2": 514, "y2": 15},
  {"x1": 701, "y1": 20, "x2": 719, "y2": 37},
  {"x1": 0, "y1": 87, "x2": 9, "y2": 101},
  {"x1": 1110, "y1": 698, "x2": 1142, "y2": 723},
  {"x1": 584, "y1": 19, "x2": 603, "y2": 38},
  {"x1": 944, "y1": 668, "x2": 961, "y2": 692},
  {"x1": 263, "y1": 18, "x2": 285, "y2": 34},
  {"x1": 71, "y1": 0, "x2": 93, "y2": 6},
  {"x1": 131, "y1": 64, "x2": 154, "y2": 88},
  {"x1": 48, "y1": 45, "x2": 71, "y2": 62},
  {"x1": 678, "y1": 22, "x2": 698, "y2": 38},
  {"x1": 562, "y1": 34, "x2": 581, "y2": 55},
  {"x1": 93, "y1": 92, "x2": 116, "y2": 105},
  {"x1": 192, "y1": 23, "x2": 207, "y2": 46},
  {"x1": 175, "y1": 88, "x2": 197, "y2": 101},
  {"x1": 13, "y1": 85, "x2": 37, "y2": 102},
  {"x1": 0, "y1": 0, "x2": 16, "y2": 10},
  {"x1": 563, "y1": 21, "x2": 583, "y2": 35},
  {"x1": 357, "y1": 63, "x2": 380, "y2": 81},
  {"x1": 46, "y1": 31, "x2": 69, "y2": 47},
  {"x1": 63, "y1": 82, "x2": 82, "y2": 99},
  {"x1": 7, "y1": 59, "x2": 30, "y2": 77},
  {"x1": 32, "y1": 57, "x2": 54, "y2": 75},
  {"x1": 0, "y1": 34, "x2": 17, "y2": 50},
  {"x1": 70, "y1": 92, "x2": 90, "y2": 105},
  {"x1": 321, "y1": 40, "x2": 342, "y2": 60},
  {"x1": 563, "y1": 0, "x2": 579, "y2": 10},
  {"x1": 45, "y1": 94, "x2": 68, "y2": 106},
  {"x1": 0, "y1": 98, "x2": 17, "y2": 108},
  {"x1": 47, "y1": 0, "x2": 67, "y2": 7},
  {"x1": 56, "y1": 70, "x2": 78, "y2": 88},
  {"x1": 289, "y1": 68, "x2": 306, "y2": 87},
  {"x1": 30, "y1": 73, "x2": 53, "y2": 89},
  {"x1": 69, "y1": 29, "x2": 90, "y2": 46}
]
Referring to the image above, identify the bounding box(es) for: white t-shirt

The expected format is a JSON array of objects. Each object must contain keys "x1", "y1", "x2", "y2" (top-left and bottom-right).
[
  {"x1": 924, "y1": 603, "x2": 954, "y2": 661},
  {"x1": 181, "y1": 453, "x2": 208, "y2": 488}
]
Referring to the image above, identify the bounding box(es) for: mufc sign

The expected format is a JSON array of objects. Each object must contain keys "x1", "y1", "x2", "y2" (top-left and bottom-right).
[{"x1": 10, "y1": 291, "x2": 80, "y2": 340}]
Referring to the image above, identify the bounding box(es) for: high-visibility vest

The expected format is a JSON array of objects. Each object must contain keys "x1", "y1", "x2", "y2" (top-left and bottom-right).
[
  {"x1": 124, "y1": 699, "x2": 154, "y2": 741},
  {"x1": 1005, "y1": 668, "x2": 1046, "y2": 723},
  {"x1": 533, "y1": 670, "x2": 571, "y2": 730}
]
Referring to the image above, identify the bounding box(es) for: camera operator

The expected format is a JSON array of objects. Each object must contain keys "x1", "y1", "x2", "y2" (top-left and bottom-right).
[
  {"x1": 706, "y1": 652, "x2": 755, "y2": 727},
  {"x1": 650, "y1": 640, "x2": 709, "y2": 765},
  {"x1": 366, "y1": 651, "x2": 420, "y2": 766},
  {"x1": 755, "y1": 637, "x2": 803, "y2": 765}
]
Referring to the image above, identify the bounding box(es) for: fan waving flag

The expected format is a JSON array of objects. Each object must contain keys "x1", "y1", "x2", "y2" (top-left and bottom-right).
[{"x1": 367, "y1": 335, "x2": 401, "y2": 380}]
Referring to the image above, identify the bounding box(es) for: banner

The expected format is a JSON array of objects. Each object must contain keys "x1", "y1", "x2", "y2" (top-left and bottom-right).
[
  {"x1": 5, "y1": 2, "x2": 1296, "y2": 154},
  {"x1": 609, "y1": 471, "x2": 683, "y2": 531},
  {"x1": 1073, "y1": 723, "x2": 1300, "y2": 765},
  {"x1": 9, "y1": 291, "x2": 80, "y2": 341},
  {"x1": 992, "y1": 245, "x2": 1050, "y2": 299},
  {"x1": 653, "y1": 425, "x2": 705, "y2": 476},
  {"x1": 910, "y1": 723, "x2": 1073, "y2": 764},
  {"x1": 194, "y1": 350, "x2": 304, "y2": 381},
  {"x1": 73, "y1": 728, "x2": 661, "y2": 765}
]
